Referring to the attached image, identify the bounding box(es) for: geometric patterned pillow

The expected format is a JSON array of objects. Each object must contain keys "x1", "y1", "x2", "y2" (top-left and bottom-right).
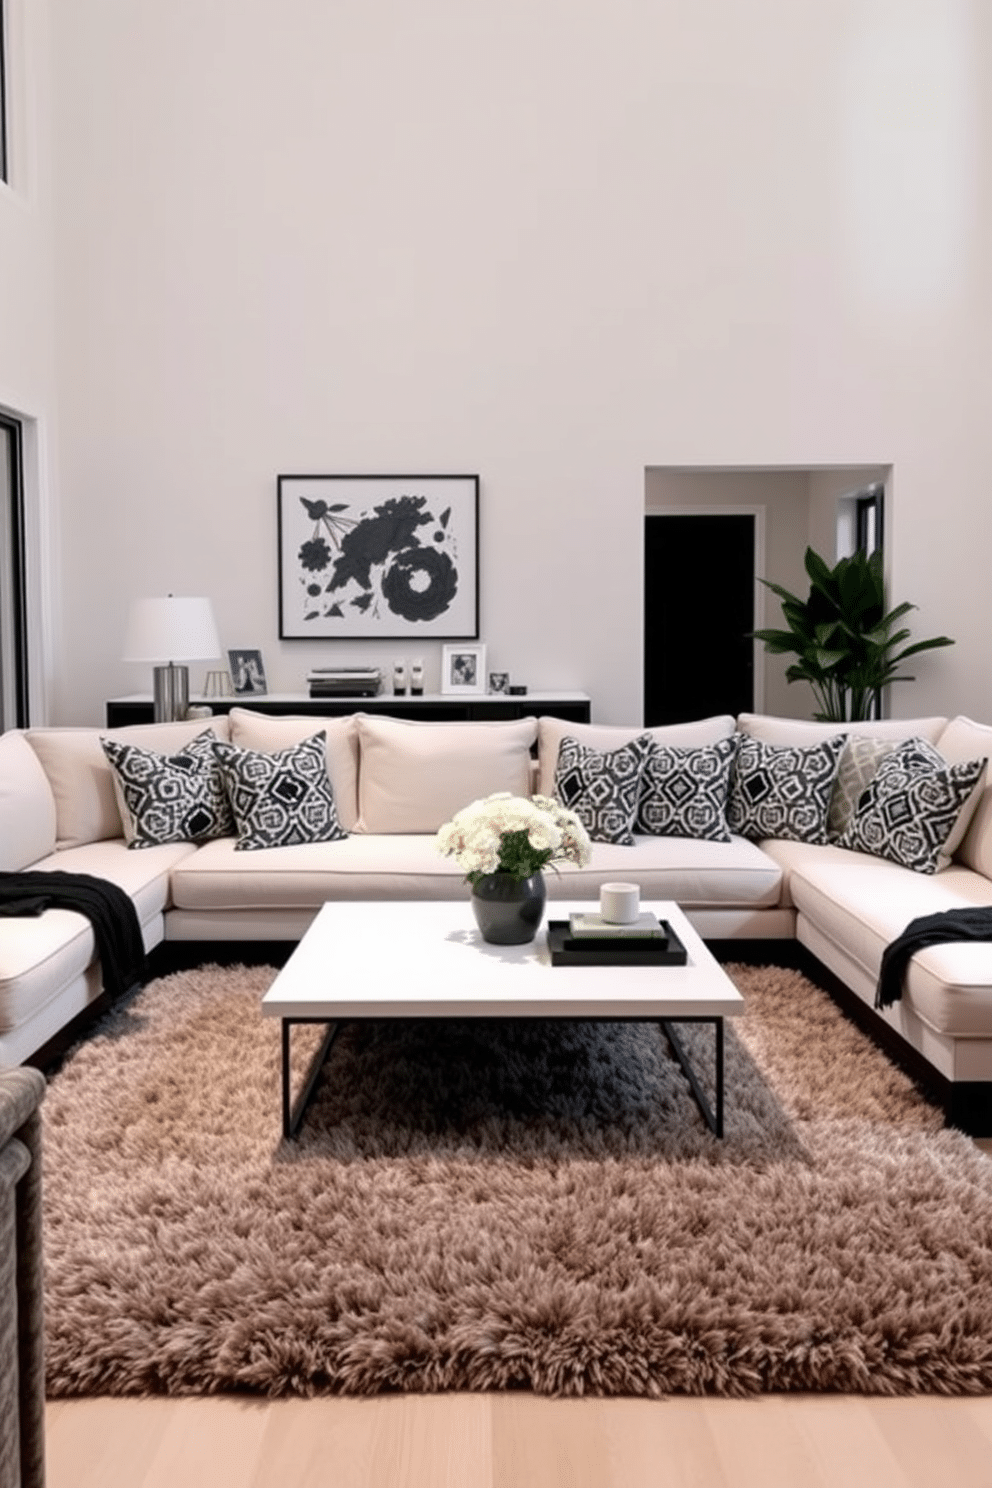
[
  {"x1": 635, "y1": 736, "x2": 738, "y2": 841},
  {"x1": 212, "y1": 732, "x2": 347, "y2": 851},
  {"x1": 101, "y1": 729, "x2": 235, "y2": 848},
  {"x1": 836, "y1": 736, "x2": 987, "y2": 873},
  {"x1": 727, "y1": 733, "x2": 846, "y2": 844},
  {"x1": 826, "y1": 736, "x2": 899, "y2": 842},
  {"x1": 552, "y1": 734, "x2": 652, "y2": 845}
]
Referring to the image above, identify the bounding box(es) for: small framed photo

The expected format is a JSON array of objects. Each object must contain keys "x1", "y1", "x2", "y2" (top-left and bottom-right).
[
  {"x1": 441, "y1": 642, "x2": 487, "y2": 695},
  {"x1": 228, "y1": 648, "x2": 268, "y2": 696},
  {"x1": 488, "y1": 671, "x2": 510, "y2": 695}
]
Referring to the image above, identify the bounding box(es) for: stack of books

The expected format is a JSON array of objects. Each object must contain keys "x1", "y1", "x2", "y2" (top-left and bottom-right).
[
  {"x1": 307, "y1": 667, "x2": 384, "y2": 698},
  {"x1": 567, "y1": 911, "x2": 668, "y2": 943},
  {"x1": 546, "y1": 910, "x2": 686, "y2": 966}
]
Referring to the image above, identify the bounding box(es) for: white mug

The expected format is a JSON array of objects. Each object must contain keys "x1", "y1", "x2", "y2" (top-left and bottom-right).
[{"x1": 600, "y1": 882, "x2": 640, "y2": 924}]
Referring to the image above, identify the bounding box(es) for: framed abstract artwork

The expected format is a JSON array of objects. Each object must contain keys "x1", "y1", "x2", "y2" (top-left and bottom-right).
[{"x1": 278, "y1": 473, "x2": 479, "y2": 640}]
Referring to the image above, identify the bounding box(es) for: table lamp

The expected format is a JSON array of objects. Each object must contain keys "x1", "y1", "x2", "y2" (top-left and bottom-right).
[{"x1": 123, "y1": 596, "x2": 222, "y2": 721}]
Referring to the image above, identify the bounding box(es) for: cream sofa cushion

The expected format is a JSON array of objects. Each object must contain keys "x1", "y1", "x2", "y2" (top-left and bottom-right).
[
  {"x1": 0, "y1": 731, "x2": 57, "y2": 870},
  {"x1": 29, "y1": 838, "x2": 194, "y2": 928},
  {"x1": 171, "y1": 834, "x2": 468, "y2": 908},
  {"x1": 0, "y1": 839, "x2": 192, "y2": 1035},
  {"x1": 170, "y1": 829, "x2": 781, "y2": 912},
  {"x1": 786, "y1": 849, "x2": 992, "y2": 1037},
  {"x1": 356, "y1": 711, "x2": 538, "y2": 833},
  {"x1": 355, "y1": 715, "x2": 538, "y2": 834},
  {"x1": 537, "y1": 715, "x2": 736, "y2": 798},
  {"x1": 547, "y1": 834, "x2": 782, "y2": 909},
  {"x1": 26, "y1": 717, "x2": 232, "y2": 848},
  {"x1": 736, "y1": 713, "x2": 947, "y2": 745},
  {"x1": 227, "y1": 707, "x2": 360, "y2": 832}
]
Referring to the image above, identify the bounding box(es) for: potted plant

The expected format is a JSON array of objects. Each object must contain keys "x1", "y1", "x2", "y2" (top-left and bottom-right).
[
  {"x1": 436, "y1": 792, "x2": 591, "y2": 944},
  {"x1": 752, "y1": 546, "x2": 954, "y2": 722}
]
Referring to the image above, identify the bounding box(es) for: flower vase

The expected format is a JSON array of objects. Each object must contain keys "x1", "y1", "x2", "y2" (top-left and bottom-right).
[{"x1": 470, "y1": 872, "x2": 547, "y2": 946}]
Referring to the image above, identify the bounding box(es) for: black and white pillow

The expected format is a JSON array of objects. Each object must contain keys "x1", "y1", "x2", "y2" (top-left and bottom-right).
[
  {"x1": 553, "y1": 734, "x2": 652, "y2": 845},
  {"x1": 837, "y1": 736, "x2": 986, "y2": 873},
  {"x1": 636, "y1": 736, "x2": 738, "y2": 841},
  {"x1": 101, "y1": 729, "x2": 234, "y2": 848},
  {"x1": 212, "y1": 732, "x2": 347, "y2": 851},
  {"x1": 727, "y1": 733, "x2": 846, "y2": 844},
  {"x1": 826, "y1": 736, "x2": 899, "y2": 841}
]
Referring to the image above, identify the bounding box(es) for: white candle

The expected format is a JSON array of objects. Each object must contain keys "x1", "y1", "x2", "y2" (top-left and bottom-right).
[{"x1": 600, "y1": 882, "x2": 640, "y2": 924}]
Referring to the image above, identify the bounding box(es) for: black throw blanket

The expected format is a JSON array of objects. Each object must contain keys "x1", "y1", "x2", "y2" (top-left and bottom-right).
[
  {"x1": 876, "y1": 906, "x2": 992, "y2": 1009},
  {"x1": 0, "y1": 870, "x2": 147, "y2": 1001}
]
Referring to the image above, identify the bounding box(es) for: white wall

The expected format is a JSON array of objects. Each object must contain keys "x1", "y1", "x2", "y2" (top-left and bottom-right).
[
  {"x1": 42, "y1": 0, "x2": 992, "y2": 725},
  {"x1": 0, "y1": 0, "x2": 58, "y2": 722}
]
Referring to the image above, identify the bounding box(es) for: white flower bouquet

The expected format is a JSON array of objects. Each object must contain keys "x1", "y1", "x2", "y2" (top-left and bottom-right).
[{"x1": 435, "y1": 792, "x2": 592, "y2": 885}]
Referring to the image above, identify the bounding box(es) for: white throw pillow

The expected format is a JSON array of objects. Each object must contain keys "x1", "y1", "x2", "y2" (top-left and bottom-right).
[
  {"x1": 0, "y1": 731, "x2": 58, "y2": 870},
  {"x1": 355, "y1": 715, "x2": 538, "y2": 834}
]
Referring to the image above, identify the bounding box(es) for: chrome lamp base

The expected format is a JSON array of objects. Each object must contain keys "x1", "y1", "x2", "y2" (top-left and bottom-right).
[{"x1": 152, "y1": 664, "x2": 190, "y2": 722}]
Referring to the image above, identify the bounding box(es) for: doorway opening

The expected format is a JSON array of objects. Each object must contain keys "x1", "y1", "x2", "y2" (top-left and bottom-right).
[{"x1": 644, "y1": 513, "x2": 757, "y2": 727}]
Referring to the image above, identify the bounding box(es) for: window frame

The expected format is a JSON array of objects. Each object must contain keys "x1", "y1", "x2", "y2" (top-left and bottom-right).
[
  {"x1": 855, "y1": 487, "x2": 884, "y2": 556},
  {"x1": 0, "y1": 411, "x2": 30, "y2": 727},
  {"x1": 0, "y1": 0, "x2": 7, "y2": 184}
]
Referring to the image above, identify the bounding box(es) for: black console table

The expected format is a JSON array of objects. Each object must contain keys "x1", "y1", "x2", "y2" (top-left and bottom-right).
[{"x1": 106, "y1": 692, "x2": 592, "y2": 728}]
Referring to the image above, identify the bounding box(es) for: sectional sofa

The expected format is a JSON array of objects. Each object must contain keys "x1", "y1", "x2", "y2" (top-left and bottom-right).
[{"x1": 2, "y1": 705, "x2": 991, "y2": 1132}]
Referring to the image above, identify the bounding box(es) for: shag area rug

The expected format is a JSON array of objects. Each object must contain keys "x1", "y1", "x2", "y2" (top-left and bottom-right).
[{"x1": 43, "y1": 960, "x2": 992, "y2": 1399}]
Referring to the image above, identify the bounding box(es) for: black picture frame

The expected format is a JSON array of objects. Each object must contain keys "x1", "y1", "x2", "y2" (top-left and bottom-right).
[
  {"x1": 278, "y1": 473, "x2": 479, "y2": 640},
  {"x1": 228, "y1": 648, "x2": 267, "y2": 696}
]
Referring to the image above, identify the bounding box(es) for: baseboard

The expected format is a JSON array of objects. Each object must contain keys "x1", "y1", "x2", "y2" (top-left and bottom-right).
[
  {"x1": 707, "y1": 939, "x2": 808, "y2": 970},
  {"x1": 150, "y1": 941, "x2": 294, "y2": 975}
]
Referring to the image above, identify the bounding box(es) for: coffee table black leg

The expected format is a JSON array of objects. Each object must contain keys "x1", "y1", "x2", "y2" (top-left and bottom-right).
[
  {"x1": 282, "y1": 1018, "x2": 341, "y2": 1140},
  {"x1": 660, "y1": 1017, "x2": 724, "y2": 1137}
]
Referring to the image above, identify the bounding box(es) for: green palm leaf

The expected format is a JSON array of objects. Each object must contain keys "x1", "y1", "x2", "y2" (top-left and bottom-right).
[{"x1": 753, "y1": 546, "x2": 954, "y2": 721}]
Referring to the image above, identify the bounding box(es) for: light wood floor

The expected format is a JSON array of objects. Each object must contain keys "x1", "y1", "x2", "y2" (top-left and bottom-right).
[
  {"x1": 45, "y1": 1391, "x2": 992, "y2": 1488},
  {"x1": 45, "y1": 1136, "x2": 992, "y2": 1488}
]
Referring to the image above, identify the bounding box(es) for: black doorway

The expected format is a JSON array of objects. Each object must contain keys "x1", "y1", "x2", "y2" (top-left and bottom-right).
[{"x1": 644, "y1": 513, "x2": 755, "y2": 726}]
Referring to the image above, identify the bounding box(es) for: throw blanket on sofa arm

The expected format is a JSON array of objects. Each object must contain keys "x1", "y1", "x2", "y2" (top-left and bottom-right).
[
  {"x1": 876, "y1": 907, "x2": 992, "y2": 1010},
  {"x1": 0, "y1": 871, "x2": 148, "y2": 1002}
]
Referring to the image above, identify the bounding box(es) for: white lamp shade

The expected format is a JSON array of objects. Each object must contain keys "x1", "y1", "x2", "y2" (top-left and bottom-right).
[{"x1": 123, "y1": 597, "x2": 221, "y2": 663}]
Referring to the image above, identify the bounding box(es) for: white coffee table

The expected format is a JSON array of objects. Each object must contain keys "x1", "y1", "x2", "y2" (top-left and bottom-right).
[{"x1": 261, "y1": 899, "x2": 745, "y2": 1140}]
